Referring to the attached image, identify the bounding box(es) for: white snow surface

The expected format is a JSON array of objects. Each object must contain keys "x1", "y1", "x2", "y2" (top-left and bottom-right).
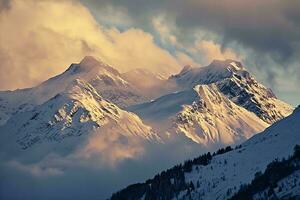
[
  {"x1": 0, "y1": 57, "x2": 293, "y2": 152},
  {"x1": 169, "y1": 59, "x2": 293, "y2": 124},
  {"x1": 0, "y1": 56, "x2": 296, "y2": 200},
  {"x1": 253, "y1": 169, "x2": 300, "y2": 200},
  {"x1": 0, "y1": 56, "x2": 144, "y2": 125},
  {"x1": 169, "y1": 60, "x2": 244, "y2": 88},
  {"x1": 178, "y1": 106, "x2": 300, "y2": 200},
  {"x1": 0, "y1": 79, "x2": 159, "y2": 150},
  {"x1": 175, "y1": 84, "x2": 268, "y2": 145},
  {"x1": 128, "y1": 59, "x2": 292, "y2": 147}
]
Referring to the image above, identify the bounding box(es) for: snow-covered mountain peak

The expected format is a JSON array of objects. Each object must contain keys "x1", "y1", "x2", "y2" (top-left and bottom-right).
[
  {"x1": 65, "y1": 56, "x2": 119, "y2": 77},
  {"x1": 175, "y1": 83, "x2": 268, "y2": 145},
  {"x1": 129, "y1": 81, "x2": 268, "y2": 145},
  {"x1": 167, "y1": 59, "x2": 293, "y2": 124},
  {"x1": 169, "y1": 59, "x2": 249, "y2": 90},
  {"x1": 0, "y1": 56, "x2": 146, "y2": 124},
  {"x1": 216, "y1": 71, "x2": 293, "y2": 124},
  {"x1": 0, "y1": 79, "x2": 160, "y2": 150},
  {"x1": 112, "y1": 99, "x2": 300, "y2": 200}
]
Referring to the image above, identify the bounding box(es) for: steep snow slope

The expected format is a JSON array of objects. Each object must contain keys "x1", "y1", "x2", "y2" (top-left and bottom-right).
[
  {"x1": 0, "y1": 78, "x2": 163, "y2": 200},
  {"x1": 169, "y1": 59, "x2": 293, "y2": 124},
  {"x1": 111, "y1": 106, "x2": 300, "y2": 200},
  {"x1": 0, "y1": 56, "x2": 144, "y2": 125},
  {"x1": 38, "y1": 56, "x2": 144, "y2": 107},
  {"x1": 129, "y1": 89, "x2": 198, "y2": 122},
  {"x1": 0, "y1": 88, "x2": 35, "y2": 125},
  {"x1": 175, "y1": 84, "x2": 268, "y2": 145},
  {"x1": 0, "y1": 79, "x2": 159, "y2": 150},
  {"x1": 181, "y1": 107, "x2": 300, "y2": 200},
  {"x1": 230, "y1": 148, "x2": 300, "y2": 200},
  {"x1": 130, "y1": 83, "x2": 268, "y2": 146},
  {"x1": 169, "y1": 60, "x2": 240, "y2": 87},
  {"x1": 128, "y1": 60, "x2": 292, "y2": 146}
]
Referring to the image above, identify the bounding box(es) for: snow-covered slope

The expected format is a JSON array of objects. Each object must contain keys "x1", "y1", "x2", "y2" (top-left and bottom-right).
[
  {"x1": 175, "y1": 84, "x2": 268, "y2": 145},
  {"x1": 169, "y1": 59, "x2": 293, "y2": 124},
  {"x1": 0, "y1": 56, "x2": 144, "y2": 125},
  {"x1": 169, "y1": 60, "x2": 240, "y2": 87},
  {"x1": 0, "y1": 57, "x2": 296, "y2": 200},
  {"x1": 0, "y1": 88, "x2": 35, "y2": 125},
  {"x1": 130, "y1": 83, "x2": 268, "y2": 146},
  {"x1": 128, "y1": 59, "x2": 292, "y2": 145},
  {"x1": 252, "y1": 169, "x2": 300, "y2": 200},
  {"x1": 182, "y1": 107, "x2": 300, "y2": 200},
  {"x1": 111, "y1": 106, "x2": 300, "y2": 200},
  {"x1": 0, "y1": 79, "x2": 159, "y2": 150}
]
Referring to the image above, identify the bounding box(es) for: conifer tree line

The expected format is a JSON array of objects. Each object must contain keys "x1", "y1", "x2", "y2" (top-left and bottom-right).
[
  {"x1": 230, "y1": 145, "x2": 300, "y2": 200},
  {"x1": 111, "y1": 145, "x2": 300, "y2": 200},
  {"x1": 111, "y1": 145, "x2": 234, "y2": 200}
]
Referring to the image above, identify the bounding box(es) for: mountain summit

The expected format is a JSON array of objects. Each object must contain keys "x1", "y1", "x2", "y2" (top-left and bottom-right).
[
  {"x1": 129, "y1": 60, "x2": 292, "y2": 146},
  {"x1": 169, "y1": 59, "x2": 246, "y2": 88},
  {"x1": 67, "y1": 56, "x2": 119, "y2": 75},
  {"x1": 169, "y1": 60, "x2": 292, "y2": 124},
  {"x1": 0, "y1": 78, "x2": 159, "y2": 150},
  {"x1": 0, "y1": 56, "x2": 145, "y2": 125},
  {"x1": 0, "y1": 56, "x2": 295, "y2": 200},
  {"x1": 111, "y1": 103, "x2": 300, "y2": 200}
]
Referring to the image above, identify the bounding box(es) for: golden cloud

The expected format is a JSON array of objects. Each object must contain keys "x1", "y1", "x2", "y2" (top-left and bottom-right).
[
  {"x1": 191, "y1": 40, "x2": 241, "y2": 65},
  {"x1": 0, "y1": 0, "x2": 182, "y2": 90}
]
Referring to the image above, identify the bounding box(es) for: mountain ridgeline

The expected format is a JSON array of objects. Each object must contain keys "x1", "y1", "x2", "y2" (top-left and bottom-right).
[
  {"x1": 0, "y1": 57, "x2": 292, "y2": 149},
  {"x1": 0, "y1": 56, "x2": 296, "y2": 200},
  {"x1": 111, "y1": 146, "x2": 233, "y2": 200},
  {"x1": 111, "y1": 106, "x2": 300, "y2": 200}
]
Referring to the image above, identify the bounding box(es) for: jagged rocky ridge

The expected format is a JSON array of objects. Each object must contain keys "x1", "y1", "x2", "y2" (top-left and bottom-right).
[
  {"x1": 0, "y1": 56, "x2": 296, "y2": 200},
  {"x1": 175, "y1": 84, "x2": 268, "y2": 145},
  {"x1": 129, "y1": 60, "x2": 292, "y2": 146},
  {"x1": 0, "y1": 57, "x2": 293, "y2": 151},
  {"x1": 0, "y1": 56, "x2": 292, "y2": 150},
  {"x1": 111, "y1": 106, "x2": 300, "y2": 200},
  {"x1": 0, "y1": 79, "x2": 160, "y2": 150},
  {"x1": 0, "y1": 56, "x2": 145, "y2": 125},
  {"x1": 169, "y1": 59, "x2": 292, "y2": 124}
]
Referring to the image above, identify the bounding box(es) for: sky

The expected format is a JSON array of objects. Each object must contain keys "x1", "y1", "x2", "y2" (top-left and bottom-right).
[{"x1": 0, "y1": 0, "x2": 300, "y2": 105}]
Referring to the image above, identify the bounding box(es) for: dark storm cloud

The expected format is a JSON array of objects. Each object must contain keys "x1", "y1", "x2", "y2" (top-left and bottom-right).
[
  {"x1": 83, "y1": 0, "x2": 300, "y2": 105},
  {"x1": 173, "y1": 0, "x2": 300, "y2": 61},
  {"x1": 84, "y1": 0, "x2": 300, "y2": 61}
]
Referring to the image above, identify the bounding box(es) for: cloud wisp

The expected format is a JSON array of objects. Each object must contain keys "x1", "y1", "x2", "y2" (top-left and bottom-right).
[
  {"x1": 84, "y1": 0, "x2": 300, "y2": 105},
  {"x1": 0, "y1": 0, "x2": 196, "y2": 90},
  {"x1": 1, "y1": 0, "x2": 299, "y2": 104}
]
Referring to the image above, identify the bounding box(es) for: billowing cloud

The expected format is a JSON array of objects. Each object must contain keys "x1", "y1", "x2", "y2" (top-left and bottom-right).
[
  {"x1": 86, "y1": 0, "x2": 300, "y2": 60},
  {"x1": 1, "y1": 0, "x2": 300, "y2": 104},
  {"x1": 0, "y1": 0, "x2": 185, "y2": 90},
  {"x1": 78, "y1": 131, "x2": 145, "y2": 166},
  {"x1": 84, "y1": 0, "x2": 300, "y2": 105},
  {"x1": 189, "y1": 40, "x2": 241, "y2": 65},
  {"x1": 6, "y1": 159, "x2": 64, "y2": 177},
  {"x1": 152, "y1": 14, "x2": 179, "y2": 47}
]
